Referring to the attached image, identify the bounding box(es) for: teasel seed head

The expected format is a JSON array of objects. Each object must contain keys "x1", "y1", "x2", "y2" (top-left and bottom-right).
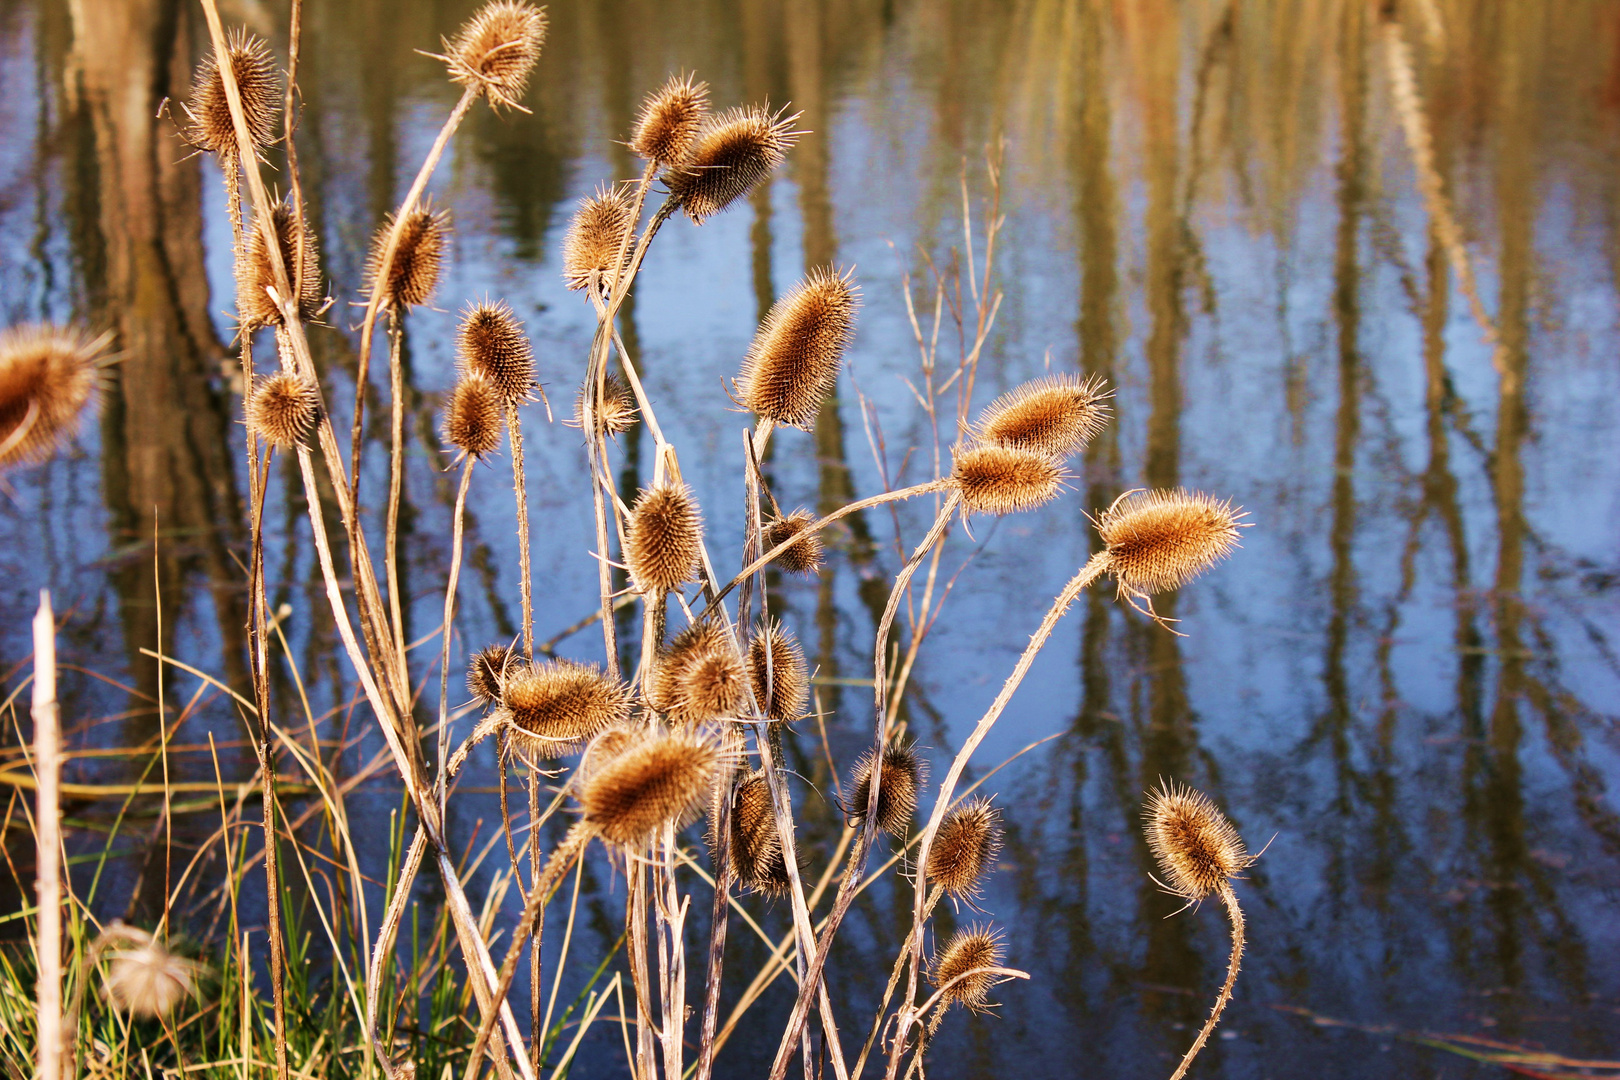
[
  {"x1": 238, "y1": 198, "x2": 324, "y2": 330},
  {"x1": 952, "y1": 445, "x2": 1066, "y2": 516},
  {"x1": 365, "y1": 201, "x2": 450, "y2": 310},
  {"x1": 929, "y1": 925, "x2": 1005, "y2": 1013},
  {"x1": 467, "y1": 642, "x2": 516, "y2": 704},
  {"x1": 442, "y1": 374, "x2": 505, "y2": 460},
  {"x1": 630, "y1": 73, "x2": 710, "y2": 168},
  {"x1": 580, "y1": 727, "x2": 721, "y2": 847},
  {"x1": 650, "y1": 621, "x2": 746, "y2": 724},
  {"x1": 456, "y1": 300, "x2": 535, "y2": 406},
  {"x1": 245, "y1": 372, "x2": 320, "y2": 450},
  {"x1": 728, "y1": 770, "x2": 791, "y2": 895},
  {"x1": 847, "y1": 740, "x2": 924, "y2": 836},
  {"x1": 572, "y1": 372, "x2": 638, "y2": 436},
  {"x1": 973, "y1": 373, "x2": 1110, "y2": 459},
  {"x1": 102, "y1": 931, "x2": 200, "y2": 1019},
  {"x1": 496, "y1": 659, "x2": 634, "y2": 753},
  {"x1": 1143, "y1": 780, "x2": 1252, "y2": 902},
  {"x1": 667, "y1": 104, "x2": 802, "y2": 224},
  {"x1": 761, "y1": 510, "x2": 824, "y2": 576},
  {"x1": 1096, "y1": 488, "x2": 1244, "y2": 596},
  {"x1": 625, "y1": 483, "x2": 704, "y2": 594},
  {"x1": 0, "y1": 324, "x2": 110, "y2": 471},
  {"x1": 562, "y1": 184, "x2": 635, "y2": 292},
  {"x1": 181, "y1": 29, "x2": 280, "y2": 158},
  {"x1": 442, "y1": 1, "x2": 547, "y2": 111},
  {"x1": 747, "y1": 621, "x2": 808, "y2": 722},
  {"x1": 927, "y1": 797, "x2": 1003, "y2": 900},
  {"x1": 737, "y1": 266, "x2": 859, "y2": 430}
]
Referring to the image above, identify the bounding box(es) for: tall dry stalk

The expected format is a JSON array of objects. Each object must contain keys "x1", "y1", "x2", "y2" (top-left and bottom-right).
[{"x1": 32, "y1": 590, "x2": 62, "y2": 1080}]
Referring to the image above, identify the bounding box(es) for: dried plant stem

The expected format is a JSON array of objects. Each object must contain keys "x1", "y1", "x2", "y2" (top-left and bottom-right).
[
  {"x1": 366, "y1": 827, "x2": 427, "y2": 1078},
  {"x1": 693, "y1": 737, "x2": 737, "y2": 1080},
  {"x1": 437, "y1": 459, "x2": 476, "y2": 802},
  {"x1": 1168, "y1": 882, "x2": 1246, "y2": 1080},
  {"x1": 507, "y1": 402, "x2": 535, "y2": 660},
  {"x1": 386, "y1": 311, "x2": 409, "y2": 679},
  {"x1": 851, "y1": 885, "x2": 943, "y2": 1080},
  {"x1": 32, "y1": 591, "x2": 61, "y2": 1080}
]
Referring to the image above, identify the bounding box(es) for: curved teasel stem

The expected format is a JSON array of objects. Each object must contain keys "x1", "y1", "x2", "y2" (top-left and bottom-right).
[
  {"x1": 435, "y1": 458, "x2": 476, "y2": 805},
  {"x1": 1168, "y1": 881, "x2": 1246, "y2": 1080}
]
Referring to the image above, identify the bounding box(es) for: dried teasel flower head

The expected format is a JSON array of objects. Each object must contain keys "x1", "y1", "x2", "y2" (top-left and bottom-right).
[
  {"x1": 761, "y1": 510, "x2": 823, "y2": 576},
  {"x1": 441, "y1": 1, "x2": 547, "y2": 111},
  {"x1": 497, "y1": 658, "x2": 634, "y2": 754},
  {"x1": 572, "y1": 372, "x2": 638, "y2": 436},
  {"x1": 737, "y1": 266, "x2": 859, "y2": 430},
  {"x1": 630, "y1": 73, "x2": 710, "y2": 168},
  {"x1": 747, "y1": 621, "x2": 808, "y2": 722},
  {"x1": 667, "y1": 104, "x2": 802, "y2": 224},
  {"x1": 625, "y1": 483, "x2": 703, "y2": 594},
  {"x1": 365, "y1": 201, "x2": 450, "y2": 310},
  {"x1": 181, "y1": 29, "x2": 280, "y2": 158},
  {"x1": 442, "y1": 374, "x2": 505, "y2": 460},
  {"x1": 927, "y1": 797, "x2": 1003, "y2": 900},
  {"x1": 650, "y1": 621, "x2": 746, "y2": 724},
  {"x1": 245, "y1": 372, "x2": 320, "y2": 450},
  {"x1": 929, "y1": 925, "x2": 1005, "y2": 1013},
  {"x1": 579, "y1": 727, "x2": 722, "y2": 847},
  {"x1": 973, "y1": 373, "x2": 1111, "y2": 459},
  {"x1": 1095, "y1": 488, "x2": 1244, "y2": 598},
  {"x1": 562, "y1": 184, "x2": 635, "y2": 292},
  {"x1": 0, "y1": 324, "x2": 111, "y2": 471},
  {"x1": 1143, "y1": 780, "x2": 1253, "y2": 902},
  {"x1": 847, "y1": 740, "x2": 924, "y2": 836},
  {"x1": 467, "y1": 642, "x2": 516, "y2": 704},
  {"x1": 238, "y1": 199, "x2": 324, "y2": 331},
  {"x1": 728, "y1": 770, "x2": 790, "y2": 895},
  {"x1": 456, "y1": 300, "x2": 535, "y2": 406},
  {"x1": 952, "y1": 445, "x2": 1066, "y2": 516},
  {"x1": 100, "y1": 927, "x2": 200, "y2": 1019}
]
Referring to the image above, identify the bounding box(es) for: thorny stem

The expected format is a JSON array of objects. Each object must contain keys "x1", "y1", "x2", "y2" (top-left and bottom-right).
[
  {"x1": 365, "y1": 828, "x2": 427, "y2": 1079},
  {"x1": 385, "y1": 310, "x2": 409, "y2": 679},
  {"x1": 851, "y1": 885, "x2": 942, "y2": 1080},
  {"x1": 436, "y1": 459, "x2": 476, "y2": 805},
  {"x1": 508, "y1": 402, "x2": 535, "y2": 660},
  {"x1": 1168, "y1": 882, "x2": 1246, "y2": 1080}
]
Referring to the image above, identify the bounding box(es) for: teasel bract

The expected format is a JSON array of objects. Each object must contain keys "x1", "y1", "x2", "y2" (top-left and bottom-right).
[
  {"x1": 495, "y1": 658, "x2": 634, "y2": 754},
  {"x1": 761, "y1": 509, "x2": 824, "y2": 575},
  {"x1": 650, "y1": 621, "x2": 746, "y2": 724},
  {"x1": 180, "y1": 28, "x2": 280, "y2": 161},
  {"x1": 747, "y1": 621, "x2": 809, "y2": 722},
  {"x1": 562, "y1": 184, "x2": 636, "y2": 292},
  {"x1": 625, "y1": 482, "x2": 704, "y2": 594},
  {"x1": 929, "y1": 925, "x2": 1005, "y2": 1014},
  {"x1": 629, "y1": 73, "x2": 710, "y2": 169},
  {"x1": 667, "y1": 104, "x2": 802, "y2": 224},
  {"x1": 580, "y1": 727, "x2": 722, "y2": 848},
  {"x1": 245, "y1": 372, "x2": 321, "y2": 450},
  {"x1": 467, "y1": 643, "x2": 517, "y2": 705},
  {"x1": 365, "y1": 201, "x2": 450, "y2": 310},
  {"x1": 572, "y1": 371, "x2": 638, "y2": 436},
  {"x1": 726, "y1": 770, "x2": 791, "y2": 895},
  {"x1": 442, "y1": 374, "x2": 505, "y2": 460},
  {"x1": 847, "y1": 740, "x2": 924, "y2": 836},
  {"x1": 441, "y1": 0, "x2": 547, "y2": 111},
  {"x1": 455, "y1": 300, "x2": 535, "y2": 406},
  {"x1": 926, "y1": 797, "x2": 1003, "y2": 901},
  {"x1": 238, "y1": 198, "x2": 324, "y2": 331},
  {"x1": 951, "y1": 444, "x2": 1066, "y2": 516},
  {"x1": 972, "y1": 373, "x2": 1111, "y2": 459},
  {"x1": 1095, "y1": 488, "x2": 1244, "y2": 599},
  {"x1": 0, "y1": 324, "x2": 111, "y2": 471},
  {"x1": 737, "y1": 266, "x2": 859, "y2": 430}
]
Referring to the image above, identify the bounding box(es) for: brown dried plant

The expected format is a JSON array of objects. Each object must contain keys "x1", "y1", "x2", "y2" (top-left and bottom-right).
[
  {"x1": 580, "y1": 727, "x2": 722, "y2": 848},
  {"x1": 495, "y1": 659, "x2": 635, "y2": 754},
  {"x1": 365, "y1": 201, "x2": 450, "y2": 310},
  {"x1": 760, "y1": 510, "x2": 824, "y2": 575},
  {"x1": 726, "y1": 770, "x2": 791, "y2": 895},
  {"x1": 442, "y1": 375, "x2": 504, "y2": 460},
  {"x1": 928, "y1": 926, "x2": 1004, "y2": 1014},
  {"x1": 630, "y1": 74, "x2": 710, "y2": 168},
  {"x1": 737, "y1": 266, "x2": 860, "y2": 430},
  {"x1": 651, "y1": 622, "x2": 747, "y2": 724},
  {"x1": 951, "y1": 444, "x2": 1066, "y2": 516},
  {"x1": 972, "y1": 373, "x2": 1111, "y2": 458},
  {"x1": 626, "y1": 483, "x2": 704, "y2": 594},
  {"x1": 440, "y1": 0, "x2": 547, "y2": 112},
  {"x1": 746, "y1": 621, "x2": 809, "y2": 722},
  {"x1": 571, "y1": 372, "x2": 637, "y2": 435},
  {"x1": 467, "y1": 643, "x2": 516, "y2": 704},
  {"x1": 456, "y1": 300, "x2": 536, "y2": 406},
  {"x1": 562, "y1": 184, "x2": 636, "y2": 292},
  {"x1": 926, "y1": 797, "x2": 1003, "y2": 901},
  {"x1": 245, "y1": 372, "x2": 320, "y2": 450},
  {"x1": 666, "y1": 105, "x2": 803, "y2": 224},
  {"x1": 847, "y1": 741, "x2": 924, "y2": 837},
  {"x1": 238, "y1": 198, "x2": 324, "y2": 330},
  {"x1": 180, "y1": 28, "x2": 279, "y2": 159},
  {"x1": 99, "y1": 930, "x2": 201, "y2": 1021},
  {"x1": 0, "y1": 325, "x2": 110, "y2": 471}
]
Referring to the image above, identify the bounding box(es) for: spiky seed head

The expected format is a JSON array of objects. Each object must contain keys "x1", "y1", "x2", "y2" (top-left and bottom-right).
[
  {"x1": 580, "y1": 728, "x2": 720, "y2": 847},
  {"x1": 181, "y1": 29, "x2": 280, "y2": 157},
  {"x1": 929, "y1": 926, "x2": 1005, "y2": 1012},
  {"x1": 0, "y1": 324, "x2": 109, "y2": 471},
  {"x1": 974, "y1": 374, "x2": 1110, "y2": 459},
  {"x1": 1096, "y1": 488, "x2": 1244, "y2": 596},
  {"x1": 737, "y1": 266, "x2": 859, "y2": 430},
  {"x1": 952, "y1": 445, "x2": 1065, "y2": 516},
  {"x1": 365, "y1": 202, "x2": 450, "y2": 310},
  {"x1": 245, "y1": 372, "x2": 320, "y2": 450},
  {"x1": 650, "y1": 621, "x2": 746, "y2": 724},
  {"x1": 580, "y1": 724, "x2": 638, "y2": 781},
  {"x1": 630, "y1": 73, "x2": 710, "y2": 167},
  {"x1": 729, "y1": 770, "x2": 790, "y2": 894},
  {"x1": 847, "y1": 741, "x2": 924, "y2": 836},
  {"x1": 442, "y1": 375, "x2": 504, "y2": 459},
  {"x1": 442, "y1": 1, "x2": 547, "y2": 110},
  {"x1": 761, "y1": 510, "x2": 823, "y2": 575},
  {"x1": 562, "y1": 184, "x2": 635, "y2": 292},
  {"x1": 1143, "y1": 780, "x2": 1252, "y2": 901},
  {"x1": 667, "y1": 105, "x2": 801, "y2": 224},
  {"x1": 467, "y1": 643, "x2": 516, "y2": 704},
  {"x1": 747, "y1": 621, "x2": 808, "y2": 722},
  {"x1": 496, "y1": 659, "x2": 634, "y2": 753},
  {"x1": 927, "y1": 797, "x2": 1003, "y2": 899},
  {"x1": 103, "y1": 935, "x2": 199, "y2": 1019},
  {"x1": 238, "y1": 199, "x2": 323, "y2": 330},
  {"x1": 572, "y1": 372, "x2": 638, "y2": 436},
  {"x1": 625, "y1": 483, "x2": 703, "y2": 594},
  {"x1": 456, "y1": 300, "x2": 535, "y2": 406}
]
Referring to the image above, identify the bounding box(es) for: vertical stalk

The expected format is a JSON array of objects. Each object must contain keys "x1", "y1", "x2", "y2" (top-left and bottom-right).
[
  {"x1": 32, "y1": 592, "x2": 61, "y2": 1080},
  {"x1": 386, "y1": 310, "x2": 409, "y2": 678},
  {"x1": 1167, "y1": 883, "x2": 1246, "y2": 1080}
]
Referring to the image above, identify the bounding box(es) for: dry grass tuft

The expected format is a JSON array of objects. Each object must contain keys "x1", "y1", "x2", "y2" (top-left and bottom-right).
[
  {"x1": 246, "y1": 372, "x2": 321, "y2": 450},
  {"x1": 442, "y1": 375, "x2": 505, "y2": 460},
  {"x1": 1096, "y1": 488, "x2": 1243, "y2": 597},
  {"x1": 580, "y1": 728, "x2": 721, "y2": 847},
  {"x1": 737, "y1": 266, "x2": 859, "y2": 430},
  {"x1": 1143, "y1": 781, "x2": 1252, "y2": 902},
  {"x1": 497, "y1": 659, "x2": 634, "y2": 753},
  {"x1": 626, "y1": 483, "x2": 704, "y2": 594},
  {"x1": 630, "y1": 73, "x2": 710, "y2": 169},
  {"x1": 238, "y1": 199, "x2": 324, "y2": 330},
  {"x1": 927, "y1": 797, "x2": 1002, "y2": 900},
  {"x1": 952, "y1": 445, "x2": 1065, "y2": 516},
  {"x1": 466, "y1": 642, "x2": 516, "y2": 704},
  {"x1": 181, "y1": 28, "x2": 280, "y2": 157},
  {"x1": 929, "y1": 926, "x2": 1004, "y2": 1013},
  {"x1": 442, "y1": 0, "x2": 547, "y2": 111},
  {"x1": 0, "y1": 324, "x2": 109, "y2": 471},
  {"x1": 747, "y1": 621, "x2": 808, "y2": 722},
  {"x1": 761, "y1": 510, "x2": 824, "y2": 575},
  {"x1": 456, "y1": 300, "x2": 535, "y2": 406},
  {"x1": 667, "y1": 105, "x2": 802, "y2": 224},
  {"x1": 651, "y1": 622, "x2": 746, "y2": 724},
  {"x1": 562, "y1": 184, "x2": 635, "y2": 292},
  {"x1": 102, "y1": 930, "x2": 201, "y2": 1020},
  {"x1": 848, "y1": 741, "x2": 924, "y2": 837},
  {"x1": 973, "y1": 374, "x2": 1110, "y2": 459},
  {"x1": 365, "y1": 201, "x2": 450, "y2": 310}
]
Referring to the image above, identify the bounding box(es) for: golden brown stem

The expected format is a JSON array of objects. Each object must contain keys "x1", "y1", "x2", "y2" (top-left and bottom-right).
[
  {"x1": 1167, "y1": 882, "x2": 1246, "y2": 1080},
  {"x1": 385, "y1": 310, "x2": 409, "y2": 679}
]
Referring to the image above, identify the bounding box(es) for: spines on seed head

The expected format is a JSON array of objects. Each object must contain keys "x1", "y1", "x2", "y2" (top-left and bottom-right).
[
  {"x1": 467, "y1": 643, "x2": 516, "y2": 704},
  {"x1": 847, "y1": 740, "x2": 924, "y2": 836},
  {"x1": 0, "y1": 324, "x2": 110, "y2": 471},
  {"x1": 562, "y1": 184, "x2": 635, "y2": 292},
  {"x1": 1143, "y1": 780, "x2": 1252, "y2": 902},
  {"x1": 650, "y1": 621, "x2": 746, "y2": 724},
  {"x1": 246, "y1": 372, "x2": 321, "y2": 450},
  {"x1": 630, "y1": 73, "x2": 710, "y2": 168},
  {"x1": 1096, "y1": 488, "x2": 1244, "y2": 597},
  {"x1": 238, "y1": 199, "x2": 324, "y2": 331},
  {"x1": 973, "y1": 373, "x2": 1110, "y2": 458},
  {"x1": 667, "y1": 104, "x2": 801, "y2": 224},
  {"x1": 442, "y1": 0, "x2": 547, "y2": 111},
  {"x1": 626, "y1": 483, "x2": 704, "y2": 594},
  {"x1": 737, "y1": 266, "x2": 858, "y2": 430},
  {"x1": 927, "y1": 797, "x2": 1003, "y2": 900},
  {"x1": 366, "y1": 201, "x2": 450, "y2": 310},
  {"x1": 456, "y1": 300, "x2": 535, "y2": 406},
  {"x1": 761, "y1": 510, "x2": 824, "y2": 575},
  {"x1": 181, "y1": 29, "x2": 280, "y2": 158},
  {"x1": 496, "y1": 658, "x2": 634, "y2": 753},
  {"x1": 747, "y1": 621, "x2": 808, "y2": 722},
  {"x1": 442, "y1": 375, "x2": 505, "y2": 460},
  {"x1": 952, "y1": 445, "x2": 1066, "y2": 516},
  {"x1": 580, "y1": 727, "x2": 721, "y2": 847},
  {"x1": 728, "y1": 770, "x2": 791, "y2": 895},
  {"x1": 572, "y1": 372, "x2": 638, "y2": 436},
  {"x1": 929, "y1": 926, "x2": 1005, "y2": 1013}
]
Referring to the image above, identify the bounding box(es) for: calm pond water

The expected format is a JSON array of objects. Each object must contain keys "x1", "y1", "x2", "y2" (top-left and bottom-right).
[{"x1": 2, "y1": 0, "x2": 1618, "y2": 1076}]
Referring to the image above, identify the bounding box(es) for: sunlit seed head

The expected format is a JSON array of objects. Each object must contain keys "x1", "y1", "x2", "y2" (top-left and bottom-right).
[
  {"x1": 442, "y1": 1, "x2": 547, "y2": 110},
  {"x1": 181, "y1": 29, "x2": 280, "y2": 158},
  {"x1": 629, "y1": 73, "x2": 710, "y2": 168},
  {"x1": 455, "y1": 300, "x2": 535, "y2": 406},
  {"x1": 737, "y1": 266, "x2": 859, "y2": 430},
  {"x1": 246, "y1": 372, "x2": 321, "y2": 450},
  {"x1": 747, "y1": 621, "x2": 808, "y2": 722},
  {"x1": 929, "y1": 925, "x2": 1004, "y2": 1012},
  {"x1": 467, "y1": 642, "x2": 516, "y2": 704},
  {"x1": 847, "y1": 740, "x2": 924, "y2": 837},
  {"x1": 761, "y1": 510, "x2": 823, "y2": 576},
  {"x1": 973, "y1": 374, "x2": 1110, "y2": 459},
  {"x1": 579, "y1": 727, "x2": 720, "y2": 847},
  {"x1": 626, "y1": 483, "x2": 704, "y2": 594},
  {"x1": 571, "y1": 372, "x2": 638, "y2": 436},
  {"x1": 103, "y1": 933, "x2": 200, "y2": 1020},
  {"x1": 0, "y1": 324, "x2": 110, "y2": 471},
  {"x1": 651, "y1": 621, "x2": 745, "y2": 724},
  {"x1": 238, "y1": 199, "x2": 324, "y2": 331},
  {"x1": 951, "y1": 445, "x2": 1066, "y2": 516},
  {"x1": 496, "y1": 658, "x2": 634, "y2": 753},
  {"x1": 1143, "y1": 780, "x2": 1251, "y2": 902},
  {"x1": 927, "y1": 797, "x2": 1003, "y2": 900},
  {"x1": 729, "y1": 770, "x2": 790, "y2": 895},
  {"x1": 442, "y1": 374, "x2": 504, "y2": 460},
  {"x1": 666, "y1": 104, "x2": 802, "y2": 224},
  {"x1": 365, "y1": 201, "x2": 450, "y2": 310},
  {"x1": 562, "y1": 184, "x2": 635, "y2": 292},
  {"x1": 1096, "y1": 488, "x2": 1244, "y2": 596}
]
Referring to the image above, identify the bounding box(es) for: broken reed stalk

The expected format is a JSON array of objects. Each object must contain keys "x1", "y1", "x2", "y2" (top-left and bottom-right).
[
  {"x1": 32, "y1": 591, "x2": 61, "y2": 1080},
  {"x1": 1168, "y1": 881, "x2": 1245, "y2": 1080}
]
